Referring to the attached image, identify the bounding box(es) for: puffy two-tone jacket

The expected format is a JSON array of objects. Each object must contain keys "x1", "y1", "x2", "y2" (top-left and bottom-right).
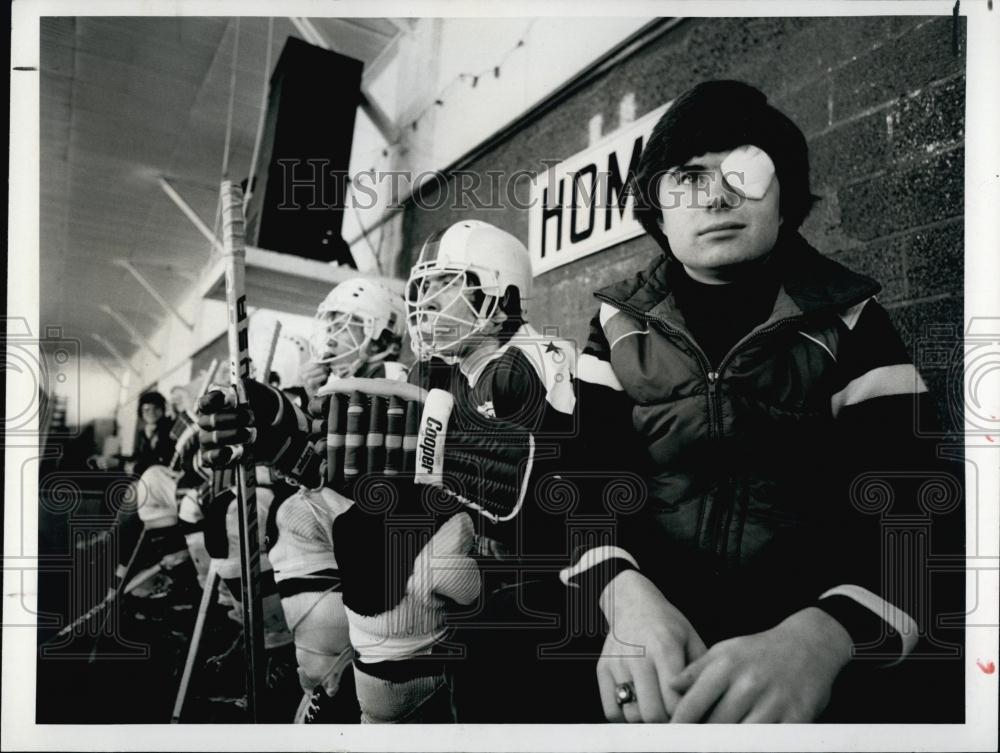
[{"x1": 561, "y1": 232, "x2": 952, "y2": 660}]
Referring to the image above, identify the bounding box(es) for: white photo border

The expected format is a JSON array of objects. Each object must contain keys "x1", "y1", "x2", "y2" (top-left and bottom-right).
[{"x1": 5, "y1": 1, "x2": 998, "y2": 750}]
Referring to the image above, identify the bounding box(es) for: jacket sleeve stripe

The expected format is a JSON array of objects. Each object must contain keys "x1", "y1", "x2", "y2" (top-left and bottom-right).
[
  {"x1": 600, "y1": 304, "x2": 649, "y2": 351},
  {"x1": 559, "y1": 545, "x2": 639, "y2": 586},
  {"x1": 610, "y1": 328, "x2": 650, "y2": 350},
  {"x1": 598, "y1": 302, "x2": 619, "y2": 328},
  {"x1": 831, "y1": 364, "x2": 928, "y2": 417},
  {"x1": 820, "y1": 584, "x2": 918, "y2": 661},
  {"x1": 578, "y1": 353, "x2": 624, "y2": 391},
  {"x1": 798, "y1": 330, "x2": 838, "y2": 362}
]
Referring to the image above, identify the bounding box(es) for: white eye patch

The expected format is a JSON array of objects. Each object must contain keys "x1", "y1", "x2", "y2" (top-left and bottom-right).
[{"x1": 720, "y1": 145, "x2": 775, "y2": 200}]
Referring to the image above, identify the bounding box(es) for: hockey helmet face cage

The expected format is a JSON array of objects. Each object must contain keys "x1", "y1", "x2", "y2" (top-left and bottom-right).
[
  {"x1": 310, "y1": 278, "x2": 405, "y2": 377},
  {"x1": 406, "y1": 221, "x2": 533, "y2": 360},
  {"x1": 311, "y1": 311, "x2": 370, "y2": 375},
  {"x1": 407, "y1": 268, "x2": 492, "y2": 358}
]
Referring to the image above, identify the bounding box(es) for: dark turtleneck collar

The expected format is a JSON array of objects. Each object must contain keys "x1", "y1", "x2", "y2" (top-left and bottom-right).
[
  {"x1": 595, "y1": 231, "x2": 882, "y2": 331},
  {"x1": 668, "y1": 256, "x2": 781, "y2": 368}
]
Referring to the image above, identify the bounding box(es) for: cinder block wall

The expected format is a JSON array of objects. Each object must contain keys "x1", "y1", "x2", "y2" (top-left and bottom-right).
[{"x1": 401, "y1": 16, "x2": 966, "y2": 431}]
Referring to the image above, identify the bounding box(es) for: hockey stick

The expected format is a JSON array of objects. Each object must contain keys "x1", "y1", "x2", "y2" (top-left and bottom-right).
[
  {"x1": 169, "y1": 357, "x2": 220, "y2": 472},
  {"x1": 219, "y1": 180, "x2": 266, "y2": 722},
  {"x1": 170, "y1": 562, "x2": 220, "y2": 723},
  {"x1": 262, "y1": 320, "x2": 282, "y2": 378},
  {"x1": 53, "y1": 551, "x2": 165, "y2": 642},
  {"x1": 86, "y1": 528, "x2": 147, "y2": 662},
  {"x1": 201, "y1": 358, "x2": 221, "y2": 393}
]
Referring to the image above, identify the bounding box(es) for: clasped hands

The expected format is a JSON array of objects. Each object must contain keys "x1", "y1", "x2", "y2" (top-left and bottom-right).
[{"x1": 596, "y1": 570, "x2": 853, "y2": 723}]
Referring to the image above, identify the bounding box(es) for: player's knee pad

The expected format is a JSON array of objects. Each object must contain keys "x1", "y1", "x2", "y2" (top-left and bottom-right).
[
  {"x1": 282, "y1": 590, "x2": 353, "y2": 695},
  {"x1": 269, "y1": 487, "x2": 355, "y2": 691},
  {"x1": 135, "y1": 465, "x2": 180, "y2": 529},
  {"x1": 178, "y1": 487, "x2": 204, "y2": 525}
]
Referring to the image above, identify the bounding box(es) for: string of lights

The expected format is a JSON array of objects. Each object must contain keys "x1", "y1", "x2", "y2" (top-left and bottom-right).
[
  {"x1": 355, "y1": 20, "x2": 536, "y2": 172},
  {"x1": 346, "y1": 21, "x2": 536, "y2": 267}
]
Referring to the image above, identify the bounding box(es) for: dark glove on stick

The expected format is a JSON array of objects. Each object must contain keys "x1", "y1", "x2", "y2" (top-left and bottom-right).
[{"x1": 197, "y1": 379, "x2": 322, "y2": 488}]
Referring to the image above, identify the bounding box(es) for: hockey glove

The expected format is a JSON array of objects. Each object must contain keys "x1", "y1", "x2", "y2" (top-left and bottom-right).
[
  {"x1": 333, "y1": 483, "x2": 479, "y2": 723},
  {"x1": 311, "y1": 377, "x2": 535, "y2": 524},
  {"x1": 197, "y1": 379, "x2": 322, "y2": 488}
]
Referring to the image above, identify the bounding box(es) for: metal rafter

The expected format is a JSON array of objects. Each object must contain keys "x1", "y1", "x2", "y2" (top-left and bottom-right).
[
  {"x1": 100, "y1": 304, "x2": 162, "y2": 358},
  {"x1": 93, "y1": 358, "x2": 127, "y2": 387},
  {"x1": 91, "y1": 333, "x2": 142, "y2": 378},
  {"x1": 113, "y1": 259, "x2": 196, "y2": 331},
  {"x1": 158, "y1": 177, "x2": 224, "y2": 255}
]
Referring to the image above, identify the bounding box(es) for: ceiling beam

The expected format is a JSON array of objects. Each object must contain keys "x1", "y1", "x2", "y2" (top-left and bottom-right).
[
  {"x1": 289, "y1": 16, "x2": 325, "y2": 47},
  {"x1": 93, "y1": 358, "x2": 127, "y2": 387},
  {"x1": 91, "y1": 333, "x2": 142, "y2": 378},
  {"x1": 100, "y1": 304, "x2": 162, "y2": 358},
  {"x1": 358, "y1": 92, "x2": 400, "y2": 146},
  {"x1": 159, "y1": 176, "x2": 223, "y2": 255},
  {"x1": 113, "y1": 258, "x2": 195, "y2": 331},
  {"x1": 361, "y1": 28, "x2": 403, "y2": 88},
  {"x1": 119, "y1": 255, "x2": 199, "y2": 283},
  {"x1": 384, "y1": 18, "x2": 416, "y2": 34},
  {"x1": 337, "y1": 18, "x2": 398, "y2": 41}
]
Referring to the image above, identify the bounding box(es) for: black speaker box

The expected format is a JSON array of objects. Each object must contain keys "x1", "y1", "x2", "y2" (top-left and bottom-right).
[{"x1": 244, "y1": 37, "x2": 363, "y2": 267}]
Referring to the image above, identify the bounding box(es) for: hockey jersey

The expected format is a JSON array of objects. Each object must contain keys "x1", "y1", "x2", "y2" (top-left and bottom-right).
[
  {"x1": 407, "y1": 323, "x2": 578, "y2": 558},
  {"x1": 410, "y1": 324, "x2": 575, "y2": 430}
]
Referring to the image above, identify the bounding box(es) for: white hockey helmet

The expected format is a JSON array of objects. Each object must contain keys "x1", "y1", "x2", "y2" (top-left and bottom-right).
[
  {"x1": 310, "y1": 277, "x2": 406, "y2": 376},
  {"x1": 406, "y1": 220, "x2": 533, "y2": 360}
]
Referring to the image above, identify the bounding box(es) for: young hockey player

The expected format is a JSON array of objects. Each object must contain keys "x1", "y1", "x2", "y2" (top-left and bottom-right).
[
  {"x1": 266, "y1": 277, "x2": 408, "y2": 722},
  {"x1": 321, "y1": 220, "x2": 576, "y2": 723},
  {"x1": 197, "y1": 223, "x2": 579, "y2": 723},
  {"x1": 299, "y1": 277, "x2": 408, "y2": 395},
  {"x1": 190, "y1": 451, "x2": 302, "y2": 721},
  {"x1": 404, "y1": 220, "x2": 575, "y2": 433}
]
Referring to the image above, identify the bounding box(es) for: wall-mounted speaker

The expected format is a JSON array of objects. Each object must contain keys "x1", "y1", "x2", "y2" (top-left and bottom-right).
[{"x1": 244, "y1": 37, "x2": 363, "y2": 267}]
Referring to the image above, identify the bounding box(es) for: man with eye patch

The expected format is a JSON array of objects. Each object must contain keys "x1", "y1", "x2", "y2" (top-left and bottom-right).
[{"x1": 558, "y1": 79, "x2": 958, "y2": 723}]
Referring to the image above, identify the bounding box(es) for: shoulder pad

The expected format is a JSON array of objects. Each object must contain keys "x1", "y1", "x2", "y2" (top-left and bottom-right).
[{"x1": 497, "y1": 324, "x2": 577, "y2": 414}]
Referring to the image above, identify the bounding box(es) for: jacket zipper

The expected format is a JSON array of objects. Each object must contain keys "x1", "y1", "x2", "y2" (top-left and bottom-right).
[
  {"x1": 595, "y1": 292, "x2": 808, "y2": 406},
  {"x1": 595, "y1": 292, "x2": 808, "y2": 559}
]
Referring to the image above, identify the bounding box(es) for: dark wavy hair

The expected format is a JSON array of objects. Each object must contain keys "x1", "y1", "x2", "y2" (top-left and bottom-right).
[
  {"x1": 632, "y1": 80, "x2": 819, "y2": 255},
  {"x1": 137, "y1": 390, "x2": 167, "y2": 416}
]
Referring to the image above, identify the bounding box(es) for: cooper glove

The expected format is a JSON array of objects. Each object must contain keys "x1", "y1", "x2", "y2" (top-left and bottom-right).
[{"x1": 311, "y1": 378, "x2": 535, "y2": 523}]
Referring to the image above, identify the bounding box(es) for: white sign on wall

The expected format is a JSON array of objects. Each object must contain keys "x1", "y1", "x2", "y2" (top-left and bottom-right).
[{"x1": 528, "y1": 103, "x2": 670, "y2": 276}]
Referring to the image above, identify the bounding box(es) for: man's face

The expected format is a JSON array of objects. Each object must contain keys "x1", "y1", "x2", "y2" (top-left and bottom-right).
[{"x1": 657, "y1": 146, "x2": 782, "y2": 283}]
